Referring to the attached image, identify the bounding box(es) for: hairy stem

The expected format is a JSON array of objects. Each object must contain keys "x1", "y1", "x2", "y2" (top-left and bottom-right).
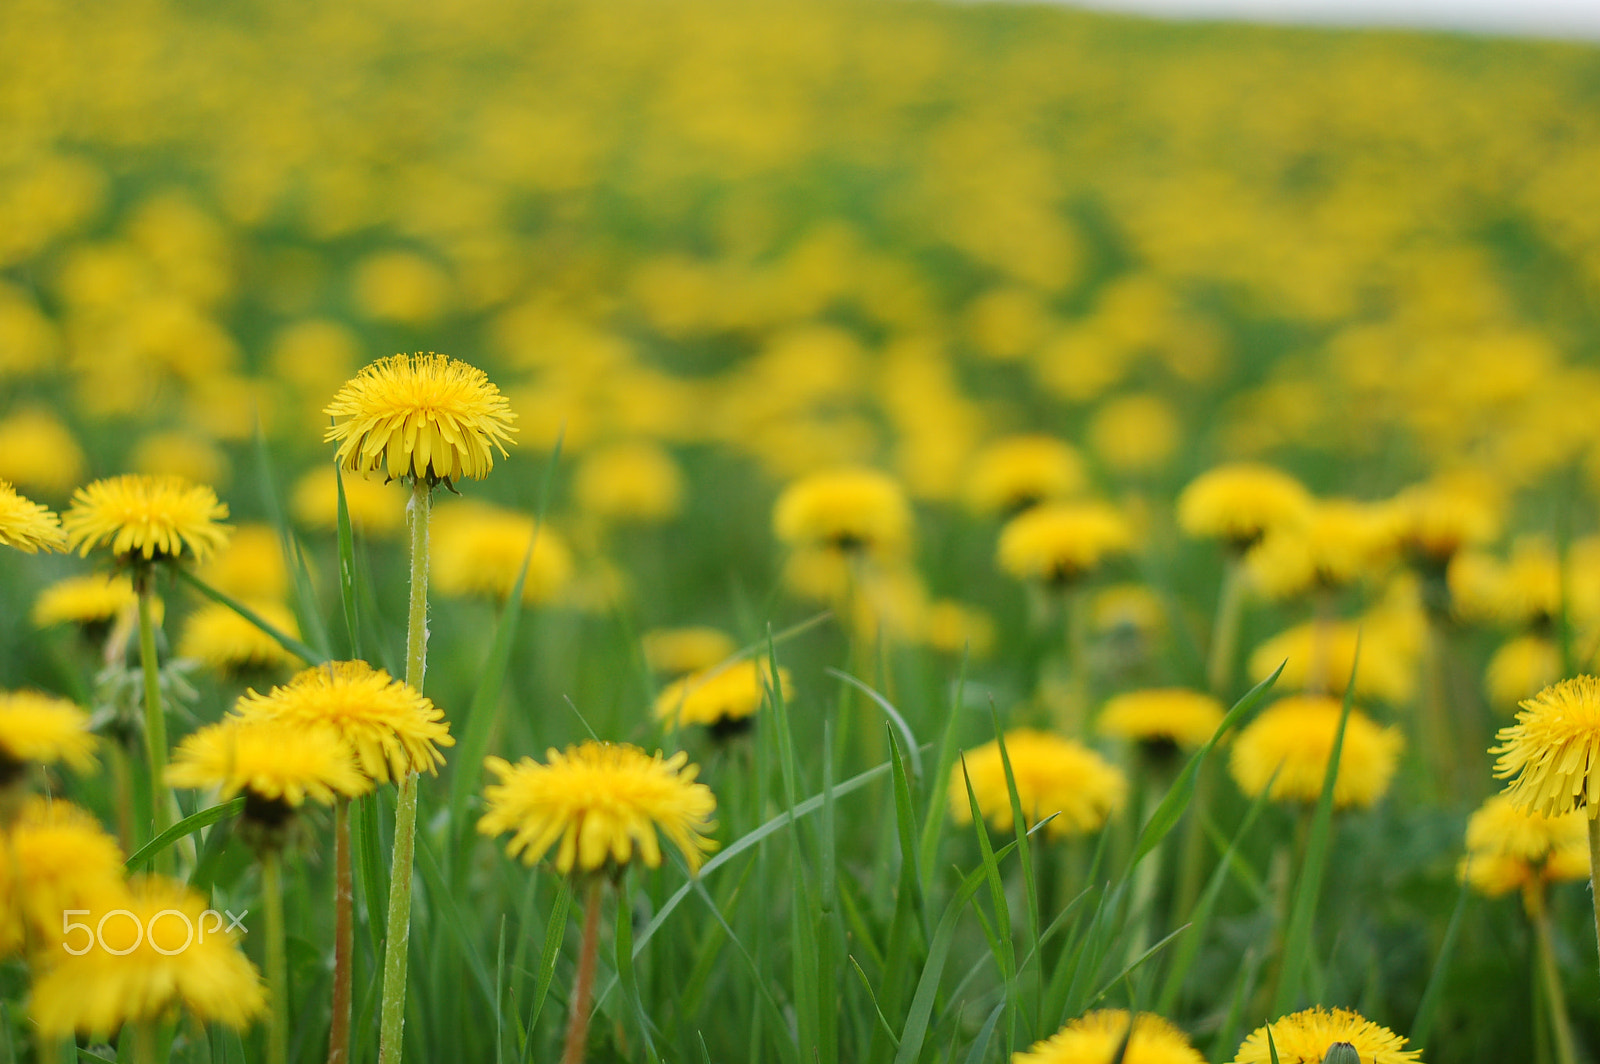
[
  {"x1": 328, "y1": 796, "x2": 353, "y2": 1064},
  {"x1": 136, "y1": 572, "x2": 171, "y2": 874},
  {"x1": 561, "y1": 877, "x2": 605, "y2": 1064},
  {"x1": 264, "y1": 849, "x2": 289, "y2": 1064}
]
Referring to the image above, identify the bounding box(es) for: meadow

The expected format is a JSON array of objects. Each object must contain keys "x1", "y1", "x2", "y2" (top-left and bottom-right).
[{"x1": 3, "y1": 0, "x2": 1600, "y2": 1061}]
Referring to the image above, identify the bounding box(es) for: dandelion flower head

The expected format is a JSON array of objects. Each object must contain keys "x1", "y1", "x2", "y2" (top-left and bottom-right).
[
  {"x1": 965, "y1": 434, "x2": 1086, "y2": 515},
  {"x1": 642, "y1": 627, "x2": 738, "y2": 677},
  {"x1": 31, "y1": 573, "x2": 148, "y2": 632},
  {"x1": 0, "y1": 480, "x2": 64, "y2": 553},
  {"x1": 1176, "y1": 463, "x2": 1310, "y2": 549},
  {"x1": 773, "y1": 467, "x2": 912, "y2": 557},
  {"x1": 1228, "y1": 695, "x2": 1403, "y2": 809},
  {"x1": 1460, "y1": 794, "x2": 1589, "y2": 901},
  {"x1": 166, "y1": 717, "x2": 371, "y2": 815},
  {"x1": 951, "y1": 729, "x2": 1126, "y2": 838},
  {"x1": 324, "y1": 353, "x2": 516, "y2": 485},
  {"x1": 179, "y1": 599, "x2": 302, "y2": 676},
  {"x1": 1245, "y1": 498, "x2": 1399, "y2": 600},
  {"x1": 1096, "y1": 688, "x2": 1225, "y2": 750},
  {"x1": 0, "y1": 797, "x2": 125, "y2": 954},
  {"x1": 1492, "y1": 676, "x2": 1600, "y2": 818},
  {"x1": 996, "y1": 500, "x2": 1131, "y2": 585},
  {"x1": 432, "y1": 501, "x2": 573, "y2": 605},
  {"x1": 0, "y1": 690, "x2": 97, "y2": 778},
  {"x1": 573, "y1": 440, "x2": 684, "y2": 523},
  {"x1": 29, "y1": 875, "x2": 266, "y2": 1036},
  {"x1": 237, "y1": 660, "x2": 453, "y2": 783},
  {"x1": 62, "y1": 474, "x2": 230, "y2": 564},
  {"x1": 654, "y1": 658, "x2": 792, "y2": 730},
  {"x1": 1231, "y1": 1006, "x2": 1422, "y2": 1064},
  {"x1": 1013, "y1": 1009, "x2": 1205, "y2": 1064},
  {"x1": 479, "y1": 741, "x2": 718, "y2": 875},
  {"x1": 1485, "y1": 635, "x2": 1560, "y2": 712}
]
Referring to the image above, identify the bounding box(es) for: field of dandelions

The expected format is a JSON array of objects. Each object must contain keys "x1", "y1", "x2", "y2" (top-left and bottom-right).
[{"x1": 5, "y1": 0, "x2": 1600, "y2": 1062}]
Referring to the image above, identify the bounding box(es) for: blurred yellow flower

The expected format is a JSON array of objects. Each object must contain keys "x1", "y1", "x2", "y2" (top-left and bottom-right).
[
  {"x1": 1228, "y1": 695, "x2": 1402, "y2": 809},
  {"x1": 29, "y1": 875, "x2": 266, "y2": 1036},
  {"x1": 574, "y1": 440, "x2": 684, "y2": 523},
  {"x1": 1096, "y1": 688, "x2": 1225, "y2": 750},
  {"x1": 1248, "y1": 620, "x2": 1416, "y2": 705},
  {"x1": 0, "y1": 797, "x2": 125, "y2": 955},
  {"x1": 1245, "y1": 499, "x2": 1398, "y2": 600},
  {"x1": 773, "y1": 467, "x2": 912, "y2": 558},
  {"x1": 1014, "y1": 1009, "x2": 1205, "y2": 1064},
  {"x1": 0, "y1": 408, "x2": 85, "y2": 495},
  {"x1": 965, "y1": 434, "x2": 1086, "y2": 515},
  {"x1": 996, "y1": 500, "x2": 1131, "y2": 585},
  {"x1": 290, "y1": 466, "x2": 406, "y2": 537},
  {"x1": 642, "y1": 627, "x2": 738, "y2": 677},
  {"x1": 433, "y1": 501, "x2": 574, "y2": 605},
  {"x1": 654, "y1": 658, "x2": 792, "y2": 732},
  {"x1": 1485, "y1": 635, "x2": 1560, "y2": 713},
  {"x1": 1176, "y1": 463, "x2": 1311, "y2": 550},
  {"x1": 237, "y1": 660, "x2": 452, "y2": 783},
  {"x1": 1492, "y1": 676, "x2": 1600, "y2": 818},
  {"x1": 951, "y1": 729, "x2": 1126, "y2": 838},
  {"x1": 924, "y1": 599, "x2": 996, "y2": 658},
  {"x1": 1231, "y1": 1007, "x2": 1421, "y2": 1064},
  {"x1": 1391, "y1": 472, "x2": 1502, "y2": 564},
  {"x1": 0, "y1": 690, "x2": 97, "y2": 777},
  {"x1": 178, "y1": 599, "x2": 301, "y2": 675},
  {"x1": 62, "y1": 474, "x2": 230, "y2": 564},
  {"x1": 0, "y1": 479, "x2": 64, "y2": 554},
  {"x1": 197, "y1": 523, "x2": 288, "y2": 600},
  {"x1": 1460, "y1": 795, "x2": 1589, "y2": 902},
  {"x1": 131, "y1": 430, "x2": 230, "y2": 489},
  {"x1": 325, "y1": 353, "x2": 516, "y2": 485},
  {"x1": 32, "y1": 572, "x2": 147, "y2": 632},
  {"x1": 1088, "y1": 394, "x2": 1179, "y2": 476},
  {"x1": 479, "y1": 742, "x2": 718, "y2": 875}
]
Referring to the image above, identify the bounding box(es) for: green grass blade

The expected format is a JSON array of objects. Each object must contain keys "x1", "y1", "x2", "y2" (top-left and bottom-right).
[
  {"x1": 919, "y1": 650, "x2": 970, "y2": 884},
  {"x1": 1271, "y1": 650, "x2": 1359, "y2": 1017},
  {"x1": 689, "y1": 879, "x2": 802, "y2": 1064},
  {"x1": 523, "y1": 880, "x2": 571, "y2": 1057},
  {"x1": 334, "y1": 463, "x2": 362, "y2": 657},
  {"x1": 962, "y1": 1001, "x2": 1006, "y2": 1064},
  {"x1": 613, "y1": 878, "x2": 663, "y2": 1064},
  {"x1": 1127, "y1": 662, "x2": 1282, "y2": 874},
  {"x1": 1409, "y1": 874, "x2": 1471, "y2": 1049},
  {"x1": 176, "y1": 568, "x2": 325, "y2": 666},
  {"x1": 124, "y1": 796, "x2": 243, "y2": 870},
  {"x1": 849, "y1": 955, "x2": 901, "y2": 1052},
  {"x1": 353, "y1": 790, "x2": 389, "y2": 940},
  {"x1": 827, "y1": 667, "x2": 922, "y2": 777}
]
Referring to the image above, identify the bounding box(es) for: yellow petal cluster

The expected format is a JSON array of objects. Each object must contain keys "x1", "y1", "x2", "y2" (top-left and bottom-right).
[
  {"x1": 654, "y1": 658, "x2": 792, "y2": 729},
  {"x1": 61, "y1": 474, "x2": 230, "y2": 564},
  {"x1": 1228, "y1": 695, "x2": 1402, "y2": 809},
  {"x1": 1231, "y1": 1006, "x2": 1421, "y2": 1064},
  {"x1": 996, "y1": 501, "x2": 1130, "y2": 585},
  {"x1": 1176, "y1": 463, "x2": 1310, "y2": 548},
  {"x1": 1014, "y1": 1009, "x2": 1205, "y2": 1064},
  {"x1": 0, "y1": 690, "x2": 97, "y2": 775},
  {"x1": 0, "y1": 479, "x2": 65, "y2": 553},
  {"x1": 1460, "y1": 794, "x2": 1589, "y2": 901},
  {"x1": 1492, "y1": 675, "x2": 1600, "y2": 818},
  {"x1": 773, "y1": 467, "x2": 912, "y2": 557},
  {"x1": 479, "y1": 741, "x2": 718, "y2": 874},
  {"x1": 165, "y1": 717, "x2": 371, "y2": 808},
  {"x1": 951, "y1": 729, "x2": 1126, "y2": 838},
  {"x1": 1095, "y1": 688, "x2": 1225, "y2": 750}
]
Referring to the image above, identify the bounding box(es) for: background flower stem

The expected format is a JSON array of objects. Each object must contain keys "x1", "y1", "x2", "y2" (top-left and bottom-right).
[{"x1": 135, "y1": 571, "x2": 171, "y2": 876}]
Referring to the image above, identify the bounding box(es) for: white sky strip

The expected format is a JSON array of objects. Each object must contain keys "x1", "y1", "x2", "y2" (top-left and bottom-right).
[{"x1": 1054, "y1": 0, "x2": 1600, "y2": 39}]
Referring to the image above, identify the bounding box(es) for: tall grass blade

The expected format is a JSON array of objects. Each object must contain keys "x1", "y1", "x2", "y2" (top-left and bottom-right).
[{"x1": 124, "y1": 797, "x2": 243, "y2": 870}]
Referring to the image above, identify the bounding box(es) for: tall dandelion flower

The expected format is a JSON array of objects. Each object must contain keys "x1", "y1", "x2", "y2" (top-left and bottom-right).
[
  {"x1": 996, "y1": 500, "x2": 1131, "y2": 587},
  {"x1": 0, "y1": 796, "x2": 125, "y2": 957},
  {"x1": 29, "y1": 875, "x2": 266, "y2": 1041},
  {"x1": 480, "y1": 741, "x2": 719, "y2": 1064},
  {"x1": 773, "y1": 467, "x2": 912, "y2": 559},
  {"x1": 324, "y1": 352, "x2": 516, "y2": 486},
  {"x1": 1231, "y1": 1006, "x2": 1422, "y2": 1064},
  {"x1": 31, "y1": 572, "x2": 146, "y2": 638},
  {"x1": 1014, "y1": 1009, "x2": 1205, "y2": 1064},
  {"x1": 654, "y1": 659, "x2": 793, "y2": 736},
  {"x1": 0, "y1": 479, "x2": 64, "y2": 553},
  {"x1": 0, "y1": 690, "x2": 97, "y2": 786},
  {"x1": 1096, "y1": 688, "x2": 1225, "y2": 754},
  {"x1": 326, "y1": 354, "x2": 513, "y2": 1064},
  {"x1": 965, "y1": 434, "x2": 1086, "y2": 516}
]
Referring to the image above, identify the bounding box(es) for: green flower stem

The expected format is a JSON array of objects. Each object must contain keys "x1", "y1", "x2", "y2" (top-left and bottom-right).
[
  {"x1": 1589, "y1": 816, "x2": 1600, "y2": 1004},
  {"x1": 1058, "y1": 585, "x2": 1089, "y2": 734},
  {"x1": 561, "y1": 877, "x2": 605, "y2": 1064},
  {"x1": 264, "y1": 848, "x2": 289, "y2": 1064},
  {"x1": 133, "y1": 1020, "x2": 159, "y2": 1064},
  {"x1": 1205, "y1": 553, "x2": 1246, "y2": 698},
  {"x1": 379, "y1": 478, "x2": 432, "y2": 1064},
  {"x1": 1532, "y1": 895, "x2": 1578, "y2": 1064},
  {"x1": 329, "y1": 796, "x2": 353, "y2": 1064},
  {"x1": 135, "y1": 570, "x2": 171, "y2": 875}
]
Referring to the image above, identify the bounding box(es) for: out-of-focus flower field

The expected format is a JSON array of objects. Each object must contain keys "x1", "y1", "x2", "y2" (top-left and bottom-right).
[{"x1": 5, "y1": 0, "x2": 1600, "y2": 1060}]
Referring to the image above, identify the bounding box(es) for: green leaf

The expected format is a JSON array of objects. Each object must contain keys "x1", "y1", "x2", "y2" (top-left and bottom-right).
[
  {"x1": 125, "y1": 797, "x2": 243, "y2": 870},
  {"x1": 1409, "y1": 874, "x2": 1471, "y2": 1048},
  {"x1": 176, "y1": 568, "x2": 325, "y2": 666}
]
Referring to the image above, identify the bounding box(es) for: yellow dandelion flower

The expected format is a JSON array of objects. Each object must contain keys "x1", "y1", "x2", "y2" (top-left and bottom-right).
[
  {"x1": 324, "y1": 353, "x2": 516, "y2": 485},
  {"x1": 996, "y1": 500, "x2": 1131, "y2": 586},
  {"x1": 1492, "y1": 676, "x2": 1600, "y2": 818},
  {"x1": 1176, "y1": 463, "x2": 1311, "y2": 549},
  {"x1": 29, "y1": 875, "x2": 265, "y2": 1036},
  {"x1": 1247, "y1": 621, "x2": 1417, "y2": 705},
  {"x1": 31, "y1": 572, "x2": 149, "y2": 632},
  {"x1": 1245, "y1": 499, "x2": 1398, "y2": 600},
  {"x1": 62, "y1": 474, "x2": 230, "y2": 564},
  {"x1": 654, "y1": 659, "x2": 793, "y2": 732},
  {"x1": 1014, "y1": 1009, "x2": 1205, "y2": 1064},
  {"x1": 0, "y1": 480, "x2": 65, "y2": 553},
  {"x1": 924, "y1": 600, "x2": 996, "y2": 658},
  {"x1": 0, "y1": 796, "x2": 125, "y2": 955},
  {"x1": 1231, "y1": 1006, "x2": 1422, "y2": 1064},
  {"x1": 432, "y1": 501, "x2": 573, "y2": 605},
  {"x1": 965, "y1": 434, "x2": 1087, "y2": 515},
  {"x1": 1088, "y1": 394, "x2": 1180, "y2": 476},
  {"x1": 641, "y1": 627, "x2": 738, "y2": 677},
  {"x1": 178, "y1": 599, "x2": 302, "y2": 675},
  {"x1": 166, "y1": 718, "x2": 371, "y2": 814},
  {"x1": 573, "y1": 441, "x2": 684, "y2": 523},
  {"x1": 773, "y1": 467, "x2": 912, "y2": 557},
  {"x1": 950, "y1": 729, "x2": 1126, "y2": 839},
  {"x1": 290, "y1": 466, "x2": 406, "y2": 537},
  {"x1": 0, "y1": 408, "x2": 84, "y2": 496},
  {"x1": 1090, "y1": 584, "x2": 1167, "y2": 638},
  {"x1": 196, "y1": 523, "x2": 288, "y2": 600},
  {"x1": 1392, "y1": 472, "x2": 1502, "y2": 564},
  {"x1": 781, "y1": 546, "x2": 854, "y2": 604},
  {"x1": 236, "y1": 660, "x2": 452, "y2": 783},
  {"x1": 0, "y1": 690, "x2": 97, "y2": 778},
  {"x1": 1228, "y1": 695, "x2": 1403, "y2": 809},
  {"x1": 1460, "y1": 795, "x2": 1590, "y2": 900},
  {"x1": 478, "y1": 742, "x2": 719, "y2": 875},
  {"x1": 1485, "y1": 635, "x2": 1560, "y2": 712},
  {"x1": 1096, "y1": 688, "x2": 1225, "y2": 750},
  {"x1": 1493, "y1": 537, "x2": 1563, "y2": 627}
]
